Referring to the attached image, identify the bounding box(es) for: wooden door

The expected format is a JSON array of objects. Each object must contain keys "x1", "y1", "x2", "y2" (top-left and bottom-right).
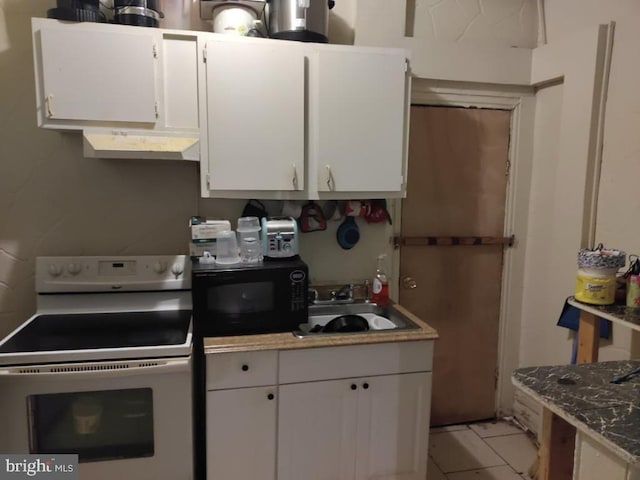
[
  {"x1": 399, "y1": 106, "x2": 510, "y2": 425},
  {"x1": 355, "y1": 373, "x2": 431, "y2": 480}
]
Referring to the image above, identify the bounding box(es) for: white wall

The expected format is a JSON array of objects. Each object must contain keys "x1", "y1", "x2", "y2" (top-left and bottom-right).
[
  {"x1": 517, "y1": 2, "x2": 640, "y2": 365},
  {"x1": 0, "y1": 0, "x2": 392, "y2": 338}
]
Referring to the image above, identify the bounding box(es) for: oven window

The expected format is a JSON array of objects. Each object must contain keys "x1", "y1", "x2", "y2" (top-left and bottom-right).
[
  {"x1": 28, "y1": 388, "x2": 154, "y2": 463},
  {"x1": 207, "y1": 282, "x2": 274, "y2": 315}
]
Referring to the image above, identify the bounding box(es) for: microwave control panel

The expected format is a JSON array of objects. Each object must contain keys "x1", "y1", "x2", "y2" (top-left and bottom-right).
[{"x1": 290, "y1": 269, "x2": 307, "y2": 312}]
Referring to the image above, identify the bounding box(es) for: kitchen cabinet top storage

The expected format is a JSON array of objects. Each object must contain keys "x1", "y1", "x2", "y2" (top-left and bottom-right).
[{"x1": 31, "y1": 18, "x2": 411, "y2": 198}]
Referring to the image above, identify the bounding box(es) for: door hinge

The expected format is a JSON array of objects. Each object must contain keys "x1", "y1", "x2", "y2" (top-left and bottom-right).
[
  {"x1": 153, "y1": 43, "x2": 158, "y2": 59},
  {"x1": 206, "y1": 174, "x2": 211, "y2": 189},
  {"x1": 154, "y1": 102, "x2": 159, "y2": 118},
  {"x1": 495, "y1": 367, "x2": 499, "y2": 390},
  {"x1": 202, "y1": 45, "x2": 207, "y2": 62},
  {"x1": 505, "y1": 159, "x2": 511, "y2": 178}
]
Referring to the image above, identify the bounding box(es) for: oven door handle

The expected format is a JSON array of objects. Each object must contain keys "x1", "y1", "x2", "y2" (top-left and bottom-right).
[{"x1": 0, "y1": 357, "x2": 191, "y2": 380}]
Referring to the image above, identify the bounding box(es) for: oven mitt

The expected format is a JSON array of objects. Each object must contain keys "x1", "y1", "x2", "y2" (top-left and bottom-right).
[
  {"x1": 299, "y1": 201, "x2": 327, "y2": 233},
  {"x1": 242, "y1": 199, "x2": 268, "y2": 220},
  {"x1": 365, "y1": 199, "x2": 392, "y2": 225}
]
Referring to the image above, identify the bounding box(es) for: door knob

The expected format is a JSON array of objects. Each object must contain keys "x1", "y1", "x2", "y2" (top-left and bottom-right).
[{"x1": 402, "y1": 276, "x2": 417, "y2": 290}]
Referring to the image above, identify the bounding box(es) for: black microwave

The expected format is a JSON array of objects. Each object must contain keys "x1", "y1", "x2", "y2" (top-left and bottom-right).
[{"x1": 191, "y1": 258, "x2": 308, "y2": 337}]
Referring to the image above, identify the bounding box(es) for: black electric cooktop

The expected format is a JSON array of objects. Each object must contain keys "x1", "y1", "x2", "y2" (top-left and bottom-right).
[{"x1": 0, "y1": 310, "x2": 192, "y2": 353}]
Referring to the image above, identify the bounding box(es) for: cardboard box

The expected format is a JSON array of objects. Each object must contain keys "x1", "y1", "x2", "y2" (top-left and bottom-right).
[{"x1": 189, "y1": 217, "x2": 231, "y2": 241}]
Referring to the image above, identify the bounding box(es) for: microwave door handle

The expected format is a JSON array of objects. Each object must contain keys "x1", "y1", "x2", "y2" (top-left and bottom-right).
[{"x1": 0, "y1": 357, "x2": 190, "y2": 380}]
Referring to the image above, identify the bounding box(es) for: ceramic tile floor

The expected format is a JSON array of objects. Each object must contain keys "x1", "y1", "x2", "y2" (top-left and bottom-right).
[{"x1": 428, "y1": 420, "x2": 538, "y2": 480}]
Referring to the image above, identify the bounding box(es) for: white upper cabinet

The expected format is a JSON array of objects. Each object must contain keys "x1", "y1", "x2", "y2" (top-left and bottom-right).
[
  {"x1": 204, "y1": 37, "x2": 305, "y2": 192},
  {"x1": 36, "y1": 23, "x2": 158, "y2": 125},
  {"x1": 31, "y1": 19, "x2": 410, "y2": 184},
  {"x1": 31, "y1": 18, "x2": 200, "y2": 161},
  {"x1": 200, "y1": 39, "x2": 411, "y2": 199},
  {"x1": 310, "y1": 49, "x2": 408, "y2": 194}
]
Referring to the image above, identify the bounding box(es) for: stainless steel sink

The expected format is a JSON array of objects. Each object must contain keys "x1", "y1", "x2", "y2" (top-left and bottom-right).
[{"x1": 293, "y1": 303, "x2": 420, "y2": 338}]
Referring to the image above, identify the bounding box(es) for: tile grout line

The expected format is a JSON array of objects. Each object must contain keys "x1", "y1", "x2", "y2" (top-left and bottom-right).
[
  {"x1": 435, "y1": 423, "x2": 533, "y2": 476},
  {"x1": 470, "y1": 422, "x2": 536, "y2": 474}
]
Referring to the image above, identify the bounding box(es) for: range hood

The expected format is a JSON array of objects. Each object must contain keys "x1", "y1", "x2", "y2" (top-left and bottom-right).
[{"x1": 83, "y1": 130, "x2": 200, "y2": 161}]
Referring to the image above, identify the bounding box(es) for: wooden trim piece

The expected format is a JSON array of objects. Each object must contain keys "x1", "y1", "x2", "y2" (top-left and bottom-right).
[
  {"x1": 577, "y1": 311, "x2": 600, "y2": 364},
  {"x1": 539, "y1": 408, "x2": 576, "y2": 480},
  {"x1": 394, "y1": 235, "x2": 514, "y2": 248}
]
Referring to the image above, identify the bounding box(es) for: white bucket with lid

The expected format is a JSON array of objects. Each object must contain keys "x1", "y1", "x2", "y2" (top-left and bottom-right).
[{"x1": 574, "y1": 244, "x2": 626, "y2": 305}]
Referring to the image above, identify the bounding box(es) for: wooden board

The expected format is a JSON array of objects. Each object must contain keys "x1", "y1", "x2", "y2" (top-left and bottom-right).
[{"x1": 399, "y1": 105, "x2": 511, "y2": 425}]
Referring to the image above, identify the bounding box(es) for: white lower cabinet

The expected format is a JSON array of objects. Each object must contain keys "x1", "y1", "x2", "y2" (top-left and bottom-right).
[
  {"x1": 206, "y1": 385, "x2": 277, "y2": 480},
  {"x1": 204, "y1": 342, "x2": 433, "y2": 480},
  {"x1": 355, "y1": 373, "x2": 431, "y2": 480},
  {"x1": 278, "y1": 378, "x2": 359, "y2": 480},
  {"x1": 277, "y1": 373, "x2": 431, "y2": 480}
]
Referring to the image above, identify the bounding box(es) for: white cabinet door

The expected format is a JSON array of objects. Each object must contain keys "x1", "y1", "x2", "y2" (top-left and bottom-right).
[
  {"x1": 205, "y1": 38, "x2": 305, "y2": 191},
  {"x1": 311, "y1": 49, "x2": 407, "y2": 193},
  {"x1": 206, "y1": 386, "x2": 277, "y2": 480},
  {"x1": 355, "y1": 373, "x2": 431, "y2": 480},
  {"x1": 278, "y1": 378, "x2": 359, "y2": 480},
  {"x1": 38, "y1": 27, "x2": 157, "y2": 123}
]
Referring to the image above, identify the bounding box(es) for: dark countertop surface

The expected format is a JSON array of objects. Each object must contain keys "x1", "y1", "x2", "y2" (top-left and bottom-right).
[
  {"x1": 513, "y1": 361, "x2": 640, "y2": 465},
  {"x1": 568, "y1": 297, "x2": 640, "y2": 332}
]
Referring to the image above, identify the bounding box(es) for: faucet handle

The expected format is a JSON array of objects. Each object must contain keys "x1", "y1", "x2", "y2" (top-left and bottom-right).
[{"x1": 363, "y1": 279, "x2": 371, "y2": 303}]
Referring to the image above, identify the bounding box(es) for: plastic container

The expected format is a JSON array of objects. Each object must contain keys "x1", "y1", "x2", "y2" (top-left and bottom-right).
[
  {"x1": 237, "y1": 217, "x2": 262, "y2": 264},
  {"x1": 574, "y1": 244, "x2": 626, "y2": 305},
  {"x1": 575, "y1": 267, "x2": 618, "y2": 305},
  {"x1": 627, "y1": 275, "x2": 640, "y2": 307},
  {"x1": 214, "y1": 230, "x2": 240, "y2": 265},
  {"x1": 371, "y1": 254, "x2": 389, "y2": 306}
]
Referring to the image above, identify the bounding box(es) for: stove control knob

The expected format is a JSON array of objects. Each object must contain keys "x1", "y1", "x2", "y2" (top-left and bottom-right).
[
  {"x1": 48, "y1": 264, "x2": 62, "y2": 277},
  {"x1": 67, "y1": 263, "x2": 82, "y2": 275},
  {"x1": 171, "y1": 263, "x2": 184, "y2": 278},
  {"x1": 153, "y1": 261, "x2": 167, "y2": 274}
]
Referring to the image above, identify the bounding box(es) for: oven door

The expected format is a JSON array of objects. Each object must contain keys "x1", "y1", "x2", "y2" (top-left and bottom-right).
[{"x1": 0, "y1": 357, "x2": 193, "y2": 480}]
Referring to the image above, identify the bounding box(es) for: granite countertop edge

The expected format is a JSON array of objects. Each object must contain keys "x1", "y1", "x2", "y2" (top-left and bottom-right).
[
  {"x1": 203, "y1": 304, "x2": 438, "y2": 354},
  {"x1": 512, "y1": 376, "x2": 640, "y2": 466}
]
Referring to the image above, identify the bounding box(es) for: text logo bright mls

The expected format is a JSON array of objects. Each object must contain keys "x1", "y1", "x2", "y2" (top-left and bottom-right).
[{"x1": 0, "y1": 455, "x2": 77, "y2": 480}]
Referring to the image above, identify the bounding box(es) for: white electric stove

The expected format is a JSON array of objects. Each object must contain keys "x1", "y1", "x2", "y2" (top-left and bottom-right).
[{"x1": 0, "y1": 255, "x2": 194, "y2": 480}]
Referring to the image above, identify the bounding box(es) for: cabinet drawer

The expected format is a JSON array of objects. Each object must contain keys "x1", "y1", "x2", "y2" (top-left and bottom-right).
[
  {"x1": 206, "y1": 350, "x2": 278, "y2": 390},
  {"x1": 279, "y1": 341, "x2": 433, "y2": 384}
]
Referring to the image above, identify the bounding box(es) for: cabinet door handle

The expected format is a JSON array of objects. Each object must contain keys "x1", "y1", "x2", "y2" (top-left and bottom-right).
[
  {"x1": 267, "y1": 393, "x2": 275, "y2": 400},
  {"x1": 45, "y1": 95, "x2": 54, "y2": 118},
  {"x1": 362, "y1": 382, "x2": 369, "y2": 390},
  {"x1": 325, "y1": 165, "x2": 335, "y2": 191},
  {"x1": 241, "y1": 364, "x2": 249, "y2": 372},
  {"x1": 350, "y1": 384, "x2": 357, "y2": 390},
  {"x1": 292, "y1": 164, "x2": 299, "y2": 190}
]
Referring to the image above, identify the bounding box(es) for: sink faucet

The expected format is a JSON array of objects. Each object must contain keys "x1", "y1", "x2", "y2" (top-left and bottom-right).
[{"x1": 331, "y1": 284, "x2": 354, "y2": 302}]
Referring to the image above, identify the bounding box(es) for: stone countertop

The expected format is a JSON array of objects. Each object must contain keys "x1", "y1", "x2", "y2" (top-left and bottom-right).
[
  {"x1": 203, "y1": 303, "x2": 438, "y2": 354},
  {"x1": 568, "y1": 297, "x2": 640, "y2": 333},
  {"x1": 513, "y1": 361, "x2": 640, "y2": 465}
]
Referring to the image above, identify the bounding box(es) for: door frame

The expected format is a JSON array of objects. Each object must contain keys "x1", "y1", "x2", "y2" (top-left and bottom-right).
[{"x1": 391, "y1": 80, "x2": 536, "y2": 418}]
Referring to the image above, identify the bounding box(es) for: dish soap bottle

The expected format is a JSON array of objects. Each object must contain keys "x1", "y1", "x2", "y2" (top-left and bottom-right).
[{"x1": 371, "y1": 254, "x2": 389, "y2": 306}]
